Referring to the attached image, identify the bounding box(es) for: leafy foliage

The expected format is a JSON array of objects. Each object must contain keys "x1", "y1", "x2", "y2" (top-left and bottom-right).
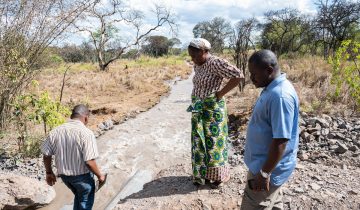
[
  {"x1": 142, "y1": 36, "x2": 171, "y2": 57},
  {"x1": 260, "y1": 8, "x2": 315, "y2": 56},
  {"x1": 11, "y1": 86, "x2": 70, "y2": 156},
  {"x1": 329, "y1": 40, "x2": 360, "y2": 110},
  {"x1": 193, "y1": 17, "x2": 233, "y2": 53},
  {"x1": 0, "y1": 0, "x2": 94, "y2": 129},
  {"x1": 315, "y1": 0, "x2": 360, "y2": 58}
]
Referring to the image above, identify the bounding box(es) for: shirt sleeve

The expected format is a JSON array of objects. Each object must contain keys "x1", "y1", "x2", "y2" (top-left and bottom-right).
[
  {"x1": 41, "y1": 135, "x2": 54, "y2": 156},
  {"x1": 81, "y1": 131, "x2": 99, "y2": 161},
  {"x1": 270, "y1": 96, "x2": 295, "y2": 139},
  {"x1": 211, "y1": 57, "x2": 244, "y2": 79}
]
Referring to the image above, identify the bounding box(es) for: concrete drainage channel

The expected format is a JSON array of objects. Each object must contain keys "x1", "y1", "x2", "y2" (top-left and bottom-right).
[
  {"x1": 104, "y1": 170, "x2": 153, "y2": 210},
  {"x1": 55, "y1": 74, "x2": 193, "y2": 210}
]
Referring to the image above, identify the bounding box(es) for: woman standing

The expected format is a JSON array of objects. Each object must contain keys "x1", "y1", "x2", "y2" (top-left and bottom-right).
[{"x1": 187, "y1": 38, "x2": 244, "y2": 187}]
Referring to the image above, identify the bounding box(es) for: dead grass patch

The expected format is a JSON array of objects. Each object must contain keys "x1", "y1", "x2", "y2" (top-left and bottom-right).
[
  {"x1": 228, "y1": 55, "x2": 357, "y2": 118},
  {"x1": 34, "y1": 56, "x2": 192, "y2": 130}
]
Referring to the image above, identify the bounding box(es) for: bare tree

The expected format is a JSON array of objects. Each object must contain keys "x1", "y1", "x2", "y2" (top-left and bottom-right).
[
  {"x1": 315, "y1": 0, "x2": 360, "y2": 58},
  {"x1": 230, "y1": 18, "x2": 259, "y2": 91},
  {"x1": 74, "y1": 0, "x2": 177, "y2": 71},
  {"x1": 0, "y1": 0, "x2": 95, "y2": 129}
]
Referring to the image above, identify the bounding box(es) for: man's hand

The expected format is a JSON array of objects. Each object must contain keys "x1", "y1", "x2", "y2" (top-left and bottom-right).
[
  {"x1": 43, "y1": 155, "x2": 56, "y2": 186},
  {"x1": 98, "y1": 174, "x2": 106, "y2": 184},
  {"x1": 46, "y1": 173, "x2": 57, "y2": 186},
  {"x1": 253, "y1": 173, "x2": 270, "y2": 192},
  {"x1": 86, "y1": 159, "x2": 105, "y2": 184}
]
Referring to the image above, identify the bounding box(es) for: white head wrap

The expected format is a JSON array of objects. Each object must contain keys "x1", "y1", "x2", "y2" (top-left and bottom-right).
[{"x1": 189, "y1": 38, "x2": 211, "y2": 50}]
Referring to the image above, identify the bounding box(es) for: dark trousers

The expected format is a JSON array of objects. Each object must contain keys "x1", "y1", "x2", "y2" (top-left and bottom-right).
[{"x1": 60, "y1": 173, "x2": 95, "y2": 210}]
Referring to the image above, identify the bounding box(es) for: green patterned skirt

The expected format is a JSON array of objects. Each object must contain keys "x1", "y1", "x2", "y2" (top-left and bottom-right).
[{"x1": 187, "y1": 94, "x2": 230, "y2": 185}]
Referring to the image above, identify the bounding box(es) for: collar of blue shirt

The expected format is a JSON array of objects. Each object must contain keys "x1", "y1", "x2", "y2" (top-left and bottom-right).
[{"x1": 264, "y1": 73, "x2": 287, "y2": 91}]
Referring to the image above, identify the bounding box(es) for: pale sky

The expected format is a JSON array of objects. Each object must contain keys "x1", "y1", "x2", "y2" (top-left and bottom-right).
[{"x1": 64, "y1": 0, "x2": 317, "y2": 47}]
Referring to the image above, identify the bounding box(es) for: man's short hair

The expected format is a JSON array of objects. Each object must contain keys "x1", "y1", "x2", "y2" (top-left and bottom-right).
[
  {"x1": 71, "y1": 104, "x2": 90, "y2": 119},
  {"x1": 249, "y1": 49, "x2": 279, "y2": 70}
]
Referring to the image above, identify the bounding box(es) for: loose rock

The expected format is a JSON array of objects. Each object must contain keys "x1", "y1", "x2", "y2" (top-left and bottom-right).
[
  {"x1": 310, "y1": 183, "x2": 321, "y2": 191},
  {"x1": 335, "y1": 143, "x2": 348, "y2": 154},
  {"x1": 0, "y1": 173, "x2": 56, "y2": 210}
]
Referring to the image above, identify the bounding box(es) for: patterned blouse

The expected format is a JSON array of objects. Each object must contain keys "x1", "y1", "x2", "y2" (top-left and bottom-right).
[{"x1": 192, "y1": 55, "x2": 244, "y2": 99}]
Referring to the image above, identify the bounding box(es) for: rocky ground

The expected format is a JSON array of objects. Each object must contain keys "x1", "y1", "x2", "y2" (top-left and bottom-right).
[
  {"x1": 1, "y1": 110, "x2": 359, "y2": 209},
  {"x1": 115, "y1": 161, "x2": 360, "y2": 210},
  {"x1": 115, "y1": 113, "x2": 360, "y2": 209},
  {"x1": 230, "y1": 112, "x2": 360, "y2": 209},
  {"x1": 0, "y1": 172, "x2": 55, "y2": 210},
  {"x1": 0, "y1": 153, "x2": 44, "y2": 181}
]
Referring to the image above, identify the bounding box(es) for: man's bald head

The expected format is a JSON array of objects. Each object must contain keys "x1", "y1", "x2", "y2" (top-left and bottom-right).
[
  {"x1": 248, "y1": 50, "x2": 279, "y2": 72},
  {"x1": 71, "y1": 104, "x2": 90, "y2": 119},
  {"x1": 248, "y1": 50, "x2": 281, "y2": 88}
]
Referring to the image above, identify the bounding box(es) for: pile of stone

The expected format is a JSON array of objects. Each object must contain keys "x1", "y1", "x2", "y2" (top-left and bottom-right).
[
  {"x1": 94, "y1": 110, "x2": 142, "y2": 137},
  {"x1": 95, "y1": 119, "x2": 115, "y2": 137},
  {"x1": 0, "y1": 153, "x2": 45, "y2": 181},
  {"x1": 298, "y1": 113, "x2": 360, "y2": 162},
  {"x1": 228, "y1": 113, "x2": 360, "y2": 166},
  {"x1": 228, "y1": 154, "x2": 243, "y2": 166}
]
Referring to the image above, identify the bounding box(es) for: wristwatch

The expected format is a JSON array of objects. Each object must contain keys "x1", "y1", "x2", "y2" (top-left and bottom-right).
[{"x1": 260, "y1": 169, "x2": 271, "y2": 179}]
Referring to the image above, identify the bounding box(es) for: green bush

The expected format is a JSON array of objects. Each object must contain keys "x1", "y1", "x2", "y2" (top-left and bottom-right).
[
  {"x1": 329, "y1": 40, "x2": 360, "y2": 110},
  {"x1": 50, "y1": 54, "x2": 64, "y2": 64},
  {"x1": 180, "y1": 50, "x2": 189, "y2": 58},
  {"x1": 11, "y1": 86, "x2": 70, "y2": 157}
]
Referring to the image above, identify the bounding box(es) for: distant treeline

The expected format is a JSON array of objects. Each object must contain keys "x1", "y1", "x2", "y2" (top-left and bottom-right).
[
  {"x1": 191, "y1": 0, "x2": 360, "y2": 91},
  {"x1": 193, "y1": 1, "x2": 360, "y2": 58},
  {"x1": 52, "y1": 0, "x2": 360, "y2": 64},
  {"x1": 49, "y1": 36, "x2": 182, "y2": 64}
]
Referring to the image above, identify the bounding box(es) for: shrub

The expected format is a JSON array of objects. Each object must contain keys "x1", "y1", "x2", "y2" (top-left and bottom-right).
[
  {"x1": 11, "y1": 86, "x2": 70, "y2": 157},
  {"x1": 329, "y1": 40, "x2": 360, "y2": 111}
]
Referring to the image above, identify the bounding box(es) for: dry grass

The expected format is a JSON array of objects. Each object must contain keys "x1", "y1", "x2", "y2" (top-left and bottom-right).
[
  {"x1": 227, "y1": 55, "x2": 357, "y2": 120},
  {"x1": 1, "y1": 55, "x2": 192, "y2": 154},
  {"x1": 280, "y1": 56, "x2": 333, "y2": 113},
  {"x1": 280, "y1": 55, "x2": 356, "y2": 115},
  {"x1": 2, "y1": 54, "x2": 356, "y2": 154},
  {"x1": 35, "y1": 55, "x2": 192, "y2": 130}
]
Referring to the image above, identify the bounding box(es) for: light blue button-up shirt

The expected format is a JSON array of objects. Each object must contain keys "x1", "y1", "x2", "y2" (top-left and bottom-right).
[{"x1": 244, "y1": 73, "x2": 299, "y2": 186}]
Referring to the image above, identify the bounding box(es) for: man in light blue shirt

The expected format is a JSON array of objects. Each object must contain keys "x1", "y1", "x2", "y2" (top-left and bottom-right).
[{"x1": 240, "y1": 50, "x2": 299, "y2": 210}]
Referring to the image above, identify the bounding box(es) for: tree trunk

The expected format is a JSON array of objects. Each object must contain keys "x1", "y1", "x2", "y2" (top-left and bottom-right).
[
  {"x1": 99, "y1": 62, "x2": 110, "y2": 71},
  {"x1": 0, "y1": 99, "x2": 6, "y2": 130},
  {"x1": 0, "y1": 93, "x2": 11, "y2": 130},
  {"x1": 99, "y1": 63, "x2": 106, "y2": 71},
  {"x1": 58, "y1": 66, "x2": 69, "y2": 110}
]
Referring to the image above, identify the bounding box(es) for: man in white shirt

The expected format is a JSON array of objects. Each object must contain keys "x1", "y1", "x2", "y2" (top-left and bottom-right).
[{"x1": 42, "y1": 104, "x2": 105, "y2": 210}]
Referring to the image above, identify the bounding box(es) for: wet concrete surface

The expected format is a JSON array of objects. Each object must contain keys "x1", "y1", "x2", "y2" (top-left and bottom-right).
[{"x1": 42, "y1": 74, "x2": 193, "y2": 210}]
